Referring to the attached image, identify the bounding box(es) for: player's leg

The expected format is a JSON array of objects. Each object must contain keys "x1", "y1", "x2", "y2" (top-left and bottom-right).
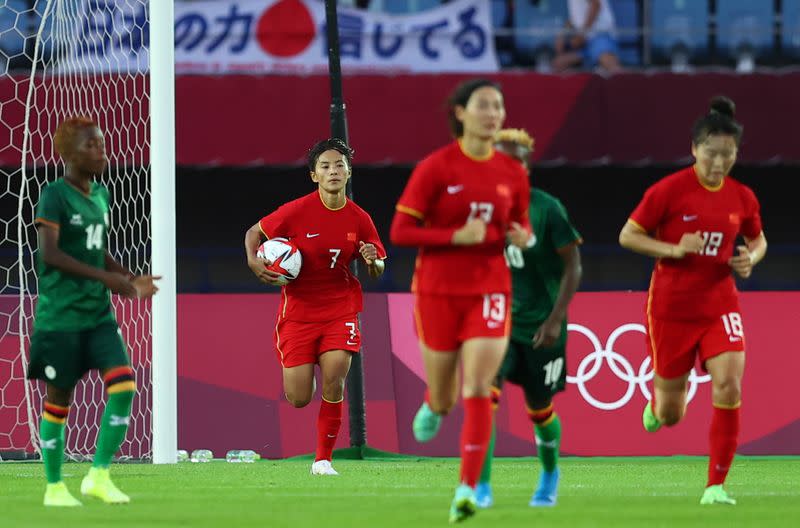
[
  {"x1": 475, "y1": 381, "x2": 502, "y2": 508},
  {"x1": 82, "y1": 322, "x2": 136, "y2": 504},
  {"x1": 644, "y1": 317, "x2": 696, "y2": 431},
  {"x1": 27, "y1": 328, "x2": 83, "y2": 506},
  {"x1": 282, "y1": 363, "x2": 316, "y2": 408},
  {"x1": 647, "y1": 373, "x2": 690, "y2": 431},
  {"x1": 523, "y1": 338, "x2": 567, "y2": 507},
  {"x1": 448, "y1": 336, "x2": 507, "y2": 522},
  {"x1": 700, "y1": 337, "x2": 745, "y2": 505},
  {"x1": 412, "y1": 294, "x2": 460, "y2": 443},
  {"x1": 42, "y1": 384, "x2": 81, "y2": 507},
  {"x1": 311, "y1": 348, "x2": 354, "y2": 475},
  {"x1": 414, "y1": 341, "x2": 460, "y2": 442},
  {"x1": 277, "y1": 318, "x2": 319, "y2": 408},
  {"x1": 476, "y1": 340, "x2": 520, "y2": 508}
]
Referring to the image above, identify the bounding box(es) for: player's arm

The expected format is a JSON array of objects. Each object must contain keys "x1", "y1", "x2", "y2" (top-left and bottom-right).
[
  {"x1": 534, "y1": 243, "x2": 583, "y2": 349},
  {"x1": 359, "y1": 241, "x2": 386, "y2": 278},
  {"x1": 37, "y1": 223, "x2": 136, "y2": 297},
  {"x1": 244, "y1": 222, "x2": 285, "y2": 285},
  {"x1": 728, "y1": 231, "x2": 767, "y2": 279},
  {"x1": 618, "y1": 220, "x2": 704, "y2": 259}
]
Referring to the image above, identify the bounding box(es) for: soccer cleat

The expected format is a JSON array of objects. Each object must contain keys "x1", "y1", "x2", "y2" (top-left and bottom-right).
[
  {"x1": 474, "y1": 482, "x2": 493, "y2": 508},
  {"x1": 642, "y1": 401, "x2": 662, "y2": 433},
  {"x1": 700, "y1": 484, "x2": 736, "y2": 505},
  {"x1": 530, "y1": 468, "x2": 560, "y2": 507},
  {"x1": 412, "y1": 402, "x2": 442, "y2": 443},
  {"x1": 43, "y1": 482, "x2": 82, "y2": 507},
  {"x1": 81, "y1": 467, "x2": 130, "y2": 504},
  {"x1": 448, "y1": 484, "x2": 477, "y2": 523},
  {"x1": 310, "y1": 459, "x2": 339, "y2": 476}
]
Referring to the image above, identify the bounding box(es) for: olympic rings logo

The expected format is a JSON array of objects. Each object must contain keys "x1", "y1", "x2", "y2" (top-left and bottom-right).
[{"x1": 566, "y1": 323, "x2": 711, "y2": 411}]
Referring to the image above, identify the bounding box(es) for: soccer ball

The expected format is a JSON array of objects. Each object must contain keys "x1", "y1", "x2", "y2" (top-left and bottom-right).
[{"x1": 256, "y1": 238, "x2": 302, "y2": 285}]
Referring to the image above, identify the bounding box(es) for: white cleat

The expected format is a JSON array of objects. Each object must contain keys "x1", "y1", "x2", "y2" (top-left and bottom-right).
[{"x1": 310, "y1": 460, "x2": 339, "y2": 476}]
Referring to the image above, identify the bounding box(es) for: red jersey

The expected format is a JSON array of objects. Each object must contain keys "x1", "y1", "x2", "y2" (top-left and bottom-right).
[
  {"x1": 259, "y1": 191, "x2": 386, "y2": 322},
  {"x1": 630, "y1": 166, "x2": 762, "y2": 321},
  {"x1": 392, "y1": 141, "x2": 530, "y2": 295}
]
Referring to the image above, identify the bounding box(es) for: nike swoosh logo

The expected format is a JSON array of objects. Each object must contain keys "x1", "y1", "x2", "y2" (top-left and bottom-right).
[
  {"x1": 446, "y1": 185, "x2": 464, "y2": 194},
  {"x1": 306, "y1": 233, "x2": 320, "y2": 238},
  {"x1": 682, "y1": 215, "x2": 698, "y2": 222}
]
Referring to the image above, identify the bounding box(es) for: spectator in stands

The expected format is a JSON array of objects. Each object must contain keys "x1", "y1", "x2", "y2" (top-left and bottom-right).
[{"x1": 552, "y1": 0, "x2": 623, "y2": 74}]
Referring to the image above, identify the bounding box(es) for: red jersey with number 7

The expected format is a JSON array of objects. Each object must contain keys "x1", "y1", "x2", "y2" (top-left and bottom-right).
[
  {"x1": 629, "y1": 166, "x2": 762, "y2": 321},
  {"x1": 393, "y1": 141, "x2": 530, "y2": 295},
  {"x1": 259, "y1": 191, "x2": 386, "y2": 322}
]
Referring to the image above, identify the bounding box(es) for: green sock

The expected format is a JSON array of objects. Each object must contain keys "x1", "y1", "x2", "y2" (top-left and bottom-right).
[
  {"x1": 534, "y1": 413, "x2": 561, "y2": 473},
  {"x1": 40, "y1": 417, "x2": 65, "y2": 484},
  {"x1": 478, "y1": 418, "x2": 496, "y2": 484},
  {"x1": 93, "y1": 390, "x2": 134, "y2": 468}
]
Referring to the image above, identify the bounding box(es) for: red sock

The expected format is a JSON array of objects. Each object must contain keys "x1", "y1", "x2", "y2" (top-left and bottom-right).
[
  {"x1": 315, "y1": 398, "x2": 343, "y2": 462},
  {"x1": 424, "y1": 388, "x2": 431, "y2": 406},
  {"x1": 707, "y1": 405, "x2": 740, "y2": 486},
  {"x1": 459, "y1": 397, "x2": 492, "y2": 487}
]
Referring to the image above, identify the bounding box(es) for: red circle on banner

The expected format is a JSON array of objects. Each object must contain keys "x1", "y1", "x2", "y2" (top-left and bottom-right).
[{"x1": 256, "y1": 0, "x2": 316, "y2": 57}]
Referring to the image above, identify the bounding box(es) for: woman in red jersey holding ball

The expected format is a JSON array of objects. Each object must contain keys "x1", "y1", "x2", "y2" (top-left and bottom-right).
[
  {"x1": 619, "y1": 96, "x2": 767, "y2": 506},
  {"x1": 244, "y1": 138, "x2": 386, "y2": 476},
  {"x1": 390, "y1": 79, "x2": 533, "y2": 522}
]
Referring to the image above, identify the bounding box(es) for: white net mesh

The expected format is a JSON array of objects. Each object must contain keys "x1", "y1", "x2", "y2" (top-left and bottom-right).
[{"x1": 0, "y1": 0, "x2": 152, "y2": 460}]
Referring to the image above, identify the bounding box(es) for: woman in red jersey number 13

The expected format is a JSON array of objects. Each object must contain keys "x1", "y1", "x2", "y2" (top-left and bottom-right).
[
  {"x1": 391, "y1": 78, "x2": 533, "y2": 522},
  {"x1": 619, "y1": 96, "x2": 767, "y2": 506},
  {"x1": 244, "y1": 139, "x2": 386, "y2": 476}
]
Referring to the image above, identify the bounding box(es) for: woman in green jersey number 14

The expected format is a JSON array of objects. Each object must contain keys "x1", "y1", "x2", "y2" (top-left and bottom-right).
[{"x1": 28, "y1": 117, "x2": 160, "y2": 507}]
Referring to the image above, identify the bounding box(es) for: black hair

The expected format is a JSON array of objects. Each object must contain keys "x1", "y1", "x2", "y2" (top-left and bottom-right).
[
  {"x1": 691, "y1": 96, "x2": 743, "y2": 146},
  {"x1": 446, "y1": 78, "x2": 503, "y2": 138},
  {"x1": 307, "y1": 138, "x2": 354, "y2": 172}
]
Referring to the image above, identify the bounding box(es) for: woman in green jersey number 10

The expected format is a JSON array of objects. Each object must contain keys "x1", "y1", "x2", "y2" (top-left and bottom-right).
[{"x1": 28, "y1": 117, "x2": 160, "y2": 507}]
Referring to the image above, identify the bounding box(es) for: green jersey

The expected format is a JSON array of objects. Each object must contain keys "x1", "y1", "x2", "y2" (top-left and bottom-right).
[
  {"x1": 34, "y1": 178, "x2": 114, "y2": 331},
  {"x1": 506, "y1": 189, "x2": 581, "y2": 343}
]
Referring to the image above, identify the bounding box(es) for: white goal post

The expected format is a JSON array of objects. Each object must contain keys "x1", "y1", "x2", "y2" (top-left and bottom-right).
[{"x1": 0, "y1": 0, "x2": 175, "y2": 463}]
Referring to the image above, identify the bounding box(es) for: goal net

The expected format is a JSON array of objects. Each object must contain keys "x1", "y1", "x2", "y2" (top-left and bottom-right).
[{"x1": 0, "y1": 0, "x2": 153, "y2": 461}]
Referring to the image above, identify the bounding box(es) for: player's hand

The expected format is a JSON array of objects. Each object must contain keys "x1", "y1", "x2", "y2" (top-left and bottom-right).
[
  {"x1": 533, "y1": 316, "x2": 562, "y2": 349},
  {"x1": 359, "y1": 241, "x2": 378, "y2": 265},
  {"x1": 248, "y1": 257, "x2": 284, "y2": 286},
  {"x1": 728, "y1": 245, "x2": 754, "y2": 278},
  {"x1": 103, "y1": 272, "x2": 137, "y2": 298},
  {"x1": 673, "y1": 231, "x2": 705, "y2": 258},
  {"x1": 130, "y1": 275, "x2": 162, "y2": 299},
  {"x1": 507, "y1": 222, "x2": 531, "y2": 249},
  {"x1": 452, "y1": 218, "x2": 487, "y2": 246}
]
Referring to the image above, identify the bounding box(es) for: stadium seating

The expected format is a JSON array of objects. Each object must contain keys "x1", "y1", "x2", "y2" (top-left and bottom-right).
[
  {"x1": 650, "y1": 0, "x2": 710, "y2": 69},
  {"x1": 513, "y1": 0, "x2": 569, "y2": 70},
  {"x1": 0, "y1": 0, "x2": 28, "y2": 63},
  {"x1": 783, "y1": 0, "x2": 800, "y2": 59},
  {"x1": 609, "y1": 0, "x2": 641, "y2": 66},
  {"x1": 382, "y1": 0, "x2": 442, "y2": 14},
  {"x1": 716, "y1": 0, "x2": 774, "y2": 70}
]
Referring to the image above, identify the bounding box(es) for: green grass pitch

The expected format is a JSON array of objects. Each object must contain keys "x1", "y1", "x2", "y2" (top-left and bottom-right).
[{"x1": 2, "y1": 456, "x2": 798, "y2": 527}]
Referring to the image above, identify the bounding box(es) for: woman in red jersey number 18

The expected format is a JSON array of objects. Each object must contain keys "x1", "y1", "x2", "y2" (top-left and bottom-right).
[
  {"x1": 391, "y1": 79, "x2": 533, "y2": 522},
  {"x1": 619, "y1": 96, "x2": 768, "y2": 506},
  {"x1": 244, "y1": 139, "x2": 386, "y2": 476}
]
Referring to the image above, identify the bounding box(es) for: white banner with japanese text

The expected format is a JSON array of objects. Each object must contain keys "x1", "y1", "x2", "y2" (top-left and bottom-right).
[{"x1": 65, "y1": 0, "x2": 499, "y2": 74}]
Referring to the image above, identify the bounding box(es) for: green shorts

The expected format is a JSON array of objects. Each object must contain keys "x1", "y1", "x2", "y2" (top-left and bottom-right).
[
  {"x1": 27, "y1": 321, "x2": 129, "y2": 390},
  {"x1": 496, "y1": 331, "x2": 567, "y2": 405}
]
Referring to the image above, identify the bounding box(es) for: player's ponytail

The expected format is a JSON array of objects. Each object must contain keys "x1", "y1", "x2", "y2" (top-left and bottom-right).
[{"x1": 691, "y1": 95, "x2": 743, "y2": 146}]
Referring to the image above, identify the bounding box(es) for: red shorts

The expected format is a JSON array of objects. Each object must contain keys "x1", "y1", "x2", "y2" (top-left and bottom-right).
[
  {"x1": 274, "y1": 314, "x2": 361, "y2": 368},
  {"x1": 646, "y1": 311, "x2": 746, "y2": 378},
  {"x1": 414, "y1": 293, "x2": 510, "y2": 351}
]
